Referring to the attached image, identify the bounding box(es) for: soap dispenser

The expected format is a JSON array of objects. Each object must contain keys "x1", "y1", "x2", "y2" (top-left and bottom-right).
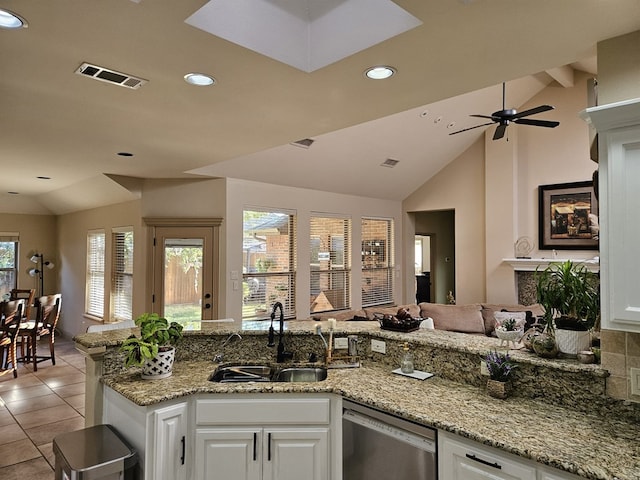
[{"x1": 400, "y1": 342, "x2": 414, "y2": 374}]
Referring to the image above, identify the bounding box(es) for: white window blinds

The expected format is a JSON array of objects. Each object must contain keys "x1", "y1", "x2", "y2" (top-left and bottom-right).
[
  {"x1": 361, "y1": 217, "x2": 394, "y2": 307},
  {"x1": 111, "y1": 229, "x2": 133, "y2": 321},
  {"x1": 310, "y1": 215, "x2": 351, "y2": 313},
  {"x1": 0, "y1": 235, "x2": 19, "y2": 298},
  {"x1": 86, "y1": 230, "x2": 105, "y2": 318},
  {"x1": 242, "y1": 209, "x2": 297, "y2": 320}
]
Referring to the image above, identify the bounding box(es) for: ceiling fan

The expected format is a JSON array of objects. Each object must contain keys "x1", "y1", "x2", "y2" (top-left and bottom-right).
[{"x1": 449, "y1": 83, "x2": 560, "y2": 140}]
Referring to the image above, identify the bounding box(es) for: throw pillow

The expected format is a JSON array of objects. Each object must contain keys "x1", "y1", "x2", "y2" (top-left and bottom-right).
[{"x1": 418, "y1": 303, "x2": 485, "y2": 334}]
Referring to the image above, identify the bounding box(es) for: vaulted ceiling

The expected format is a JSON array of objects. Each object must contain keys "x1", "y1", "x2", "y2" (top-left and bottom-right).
[{"x1": 2, "y1": 1, "x2": 639, "y2": 214}]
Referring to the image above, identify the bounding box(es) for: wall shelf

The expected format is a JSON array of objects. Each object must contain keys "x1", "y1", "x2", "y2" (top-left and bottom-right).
[{"x1": 503, "y1": 257, "x2": 600, "y2": 273}]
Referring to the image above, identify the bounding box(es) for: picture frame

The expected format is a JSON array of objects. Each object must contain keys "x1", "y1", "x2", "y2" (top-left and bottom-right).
[{"x1": 538, "y1": 181, "x2": 599, "y2": 250}]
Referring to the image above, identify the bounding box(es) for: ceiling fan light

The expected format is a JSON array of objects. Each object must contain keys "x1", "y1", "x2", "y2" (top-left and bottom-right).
[{"x1": 365, "y1": 66, "x2": 396, "y2": 80}]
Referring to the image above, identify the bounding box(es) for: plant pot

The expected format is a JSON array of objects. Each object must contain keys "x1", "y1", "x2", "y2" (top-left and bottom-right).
[
  {"x1": 141, "y1": 346, "x2": 176, "y2": 380},
  {"x1": 555, "y1": 329, "x2": 591, "y2": 356},
  {"x1": 486, "y1": 379, "x2": 510, "y2": 399},
  {"x1": 531, "y1": 331, "x2": 559, "y2": 358},
  {"x1": 495, "y1": 328, "x2": 523, "y2": 349}
]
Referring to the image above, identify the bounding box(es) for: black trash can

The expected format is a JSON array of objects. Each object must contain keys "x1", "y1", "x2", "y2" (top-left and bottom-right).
[{"x1": 53, "y1": 424, "x2": 137, "y2": 480}]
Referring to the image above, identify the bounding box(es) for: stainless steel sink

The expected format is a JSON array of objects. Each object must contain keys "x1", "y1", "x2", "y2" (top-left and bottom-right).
[
  {"x1": 210, "y1": 364, "x2": 327, "y2": 383},
  {"x1": 209, "y1": 365, "x2": 272, "y2": 383},
  {"x1": 271, "y1": 367, "x2": 328, "y2": 383}
]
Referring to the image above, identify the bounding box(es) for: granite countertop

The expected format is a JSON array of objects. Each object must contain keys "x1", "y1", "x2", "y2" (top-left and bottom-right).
[{"x1": 101, "y1": 359, "x2": 640, "y2": 480}]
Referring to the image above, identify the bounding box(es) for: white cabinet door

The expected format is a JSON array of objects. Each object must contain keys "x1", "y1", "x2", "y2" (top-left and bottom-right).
[
  {"x1": 152, "y1": 402, "x2": 188, "y2": 480},
  {"x1": 439, "y1": 431, "x2": 536, "y2": 480},
  {"x1": 195, "y1": 428, "x2": 262, "y2": 480},
  {"x1": 263, "y1": 428, "x2": 329, "y2": 480}
]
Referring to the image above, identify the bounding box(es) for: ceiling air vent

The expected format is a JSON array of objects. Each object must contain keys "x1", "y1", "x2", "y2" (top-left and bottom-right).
[
  {"x1": 75, "y1": 62, "x2": 148, "y2": 90},
  {"x1": 381, "y1": 158, "x2": 399, "y2": 168},
  {"x1": 290, "y1": 138, "x2": 315, "y2": 149}
]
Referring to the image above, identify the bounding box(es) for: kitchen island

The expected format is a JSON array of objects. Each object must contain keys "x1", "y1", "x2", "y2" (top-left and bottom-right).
[{"x1": 75, "y1": 320, "x2": 640, "y2": 480}]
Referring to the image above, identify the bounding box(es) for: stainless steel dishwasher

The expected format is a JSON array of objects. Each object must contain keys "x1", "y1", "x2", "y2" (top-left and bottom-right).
[{"x1": 343, "y1": 399, "x2": 437, "y2": 480}]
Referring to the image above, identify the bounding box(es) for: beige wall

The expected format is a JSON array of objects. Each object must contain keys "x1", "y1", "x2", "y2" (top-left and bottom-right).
[
  {"x1": 596, "y1": 31, "x2": 640, "y2": 402},
  {"x1": 404, "y1": 137, "x2": 486, "y2": 305},
  {"x1": 57, "y1": 200, "x2": 144, "y2": 336},
  {"x1": 0, "y1": 213, "x2": 58, "y2": 297}
]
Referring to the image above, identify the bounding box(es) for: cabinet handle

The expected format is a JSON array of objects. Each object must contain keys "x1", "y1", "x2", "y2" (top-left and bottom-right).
[
  {"x1": 267, "y1": 432, "x2": 272, "y2": 461},
  {"x1": 180, "y1": 436, "x2": 185, "y2": 465},
  {"x1": 253, "y1": 432, "x2": 257, "y2": 461},
  {"x1": 465, "y1": 453, "x2": 502, "y2": 470}
]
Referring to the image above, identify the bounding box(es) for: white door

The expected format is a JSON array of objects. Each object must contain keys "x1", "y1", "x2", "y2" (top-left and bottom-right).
[
  {"x1": 152, "y1": 403, "x2": 188, "y2": 480},
  {"x1": 152, "y1": 226, "x2": 216, "y2": 321},
  {"x1": 263, "y1": 428, "x2": 329, "y2": 480},
  {"x1": 194, "y1": 428, "x2": 261, "y2": 480}
]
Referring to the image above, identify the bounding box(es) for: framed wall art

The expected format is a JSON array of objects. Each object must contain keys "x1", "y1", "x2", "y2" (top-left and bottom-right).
[{"x1": 538, "y1": 181, "x2": 599, "y2": 250}]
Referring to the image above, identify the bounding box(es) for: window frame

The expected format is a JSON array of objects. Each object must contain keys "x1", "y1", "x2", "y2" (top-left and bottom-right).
[
  {"x1": 361, "y1": 217, "x2": 394, "y2": 308},
  {"x1": 111, "y1": 227, "x2": 134, "y2": 322},
  {"x1": 242, "y1": 208, "x2": 297, "y2": 320},
  {"x1": 86, "y1": 229, "x2": 106, "y2": 320},
  {"x1": 0, "y1": 234, "x2": 19, "y2": 298}
]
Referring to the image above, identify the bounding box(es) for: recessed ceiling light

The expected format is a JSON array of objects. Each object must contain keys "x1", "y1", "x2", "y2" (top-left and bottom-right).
[
  {"x1": 37, "y1": 176, "x2": 51, "y2": 180},
  {"x1": 184, "y1": 73, "x2": 216, "y2": 86},
  {"x1": 117, "y1": 152, "x2": 134, "y2": 157},
  {"x1": 365, "y1": 66, "x2": 396, "y2": 80},
  {"x1": 0, "y1": 9, "x2": 27, "y2": 29}
]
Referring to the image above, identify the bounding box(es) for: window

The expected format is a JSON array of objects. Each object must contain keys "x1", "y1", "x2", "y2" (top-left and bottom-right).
[
  {"x1": 0, "y1": 234, "x2": 18, "y2": 298},
  {"x1": 310, "y1": 215, "x2": 351, "y2": 313},
  {"x1": 362, "y1": 218, "x2": 394, "y2": 307},
  {"x1": 111, "y1": 228, "x2": 133, "y2": 321},
  {"x1": 242, "y1": 209, "x2": 296, "y2": 320},
  {"x1": 86, "y1": 230, "x2": 105, "y2": 319}
]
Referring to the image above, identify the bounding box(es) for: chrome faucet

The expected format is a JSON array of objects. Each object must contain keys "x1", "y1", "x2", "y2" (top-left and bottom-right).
[
  {"x1": 213, "y1": 332, "x2": 242, "y2": 362},
  {"x1": 270, "y1": 302, "x2": 293, "y2": 363}
]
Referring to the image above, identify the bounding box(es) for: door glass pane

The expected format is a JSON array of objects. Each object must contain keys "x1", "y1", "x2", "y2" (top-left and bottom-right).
[{"x1": 164, "y1": 238, "x2": 203, "y2": 323}]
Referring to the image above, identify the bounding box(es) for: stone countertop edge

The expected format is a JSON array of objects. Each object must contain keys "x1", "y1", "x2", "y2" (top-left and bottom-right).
[{"x1": 100, "y1": 361, "x2": 640, "y2": 480}]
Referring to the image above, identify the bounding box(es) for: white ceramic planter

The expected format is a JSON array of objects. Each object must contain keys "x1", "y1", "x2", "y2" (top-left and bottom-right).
[
  {"x1": 141, "y1": 346, "x2": 176, "y2": 380},
  {"x1": 554, "y1": 329, "x2": 590, "y2": 356}
]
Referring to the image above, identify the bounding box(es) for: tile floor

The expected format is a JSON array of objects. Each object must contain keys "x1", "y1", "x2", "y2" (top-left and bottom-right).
[{"x1": 0, "y1": 336, "x2": 86, "y2": 479}]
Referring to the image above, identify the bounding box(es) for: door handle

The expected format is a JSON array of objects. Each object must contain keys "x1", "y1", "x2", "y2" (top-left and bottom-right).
[
  {"x1": 465, "y1": 453, "x2": 502, "y2": 470},
  {"x1": 180, "y1": 436, "x2": 185, "y2": 465},
  {"x1": 267, "y1": 432, "x2": 272, "y2": 461},
  {"x1": 253, "y1": 432, "x2": 257, "y2": 461}
]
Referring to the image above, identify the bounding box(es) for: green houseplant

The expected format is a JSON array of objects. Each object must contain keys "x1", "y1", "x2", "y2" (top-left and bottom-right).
[
  {"x1": 120, "y1": 313, "x2": 183, "y2": 379},
  {"x1": 535, "y1": 260, "x2": 600, "y2": 356}
]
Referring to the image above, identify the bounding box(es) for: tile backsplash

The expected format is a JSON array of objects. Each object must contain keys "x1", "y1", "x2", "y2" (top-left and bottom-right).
[{"x1": 601, "y1": 329, "x2": 640, "y2": 402}]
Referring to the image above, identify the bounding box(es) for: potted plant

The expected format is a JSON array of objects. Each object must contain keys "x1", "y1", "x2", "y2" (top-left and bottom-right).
[
  {"x1": 483, "y1": 350, "x2": 518, "y2": 399},
  {"x1": 120, "y1": 313, "x2": 184, "y2": 380},
  {"x1": 535, "y1": 260, "x2": 600, "y2": 356}
]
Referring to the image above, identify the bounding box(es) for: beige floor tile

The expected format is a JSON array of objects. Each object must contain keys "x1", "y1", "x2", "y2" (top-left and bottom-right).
[
  {"x1": 51, "y1": 382, "x2": 85, "y2": 398},
  {"x1": 0, "y1": 407, "x2": 16, "y2": 427},
  {"x1": 5, "y1": 393, "x2": 66, "y2": 416},
  {"x1": 0, "y1": 373, "x2": 43, "y2": 391},
  {"x1": 0, "y1": 384, "x2": 53, "y2": 404},
  {"x1": 33, "y1": 365, "x2": 79, "y2": 379},
  {"x1": 0, "y1": 456, "x2": 54, "y2": 479},
  {"x1": 64, "y1": 394, "x2": 85, "y2": 409},
  {"x1": 15, "y1": 403, "x2": 81, "y2": 429},
  {"x1": 25, "y1": 416, "x2": 86, "y2": 446},
  {"x1": 0, "y1": 438, "x2": 42, "y2": 467},
  {"x1": 38, "y1": 442, "x2": 55, "y2": 468},
  {"x1": 0, "y1": 423, "x2": 28, "y2": 445},
  {"x1": 41, "y1": 373, "x2": 86, "y2": 389}
]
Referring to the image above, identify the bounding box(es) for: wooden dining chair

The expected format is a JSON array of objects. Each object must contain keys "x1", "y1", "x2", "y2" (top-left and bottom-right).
[
  {"x1": 10, "y1": 288, "x2": 35, "y2": 320},
  {"x1": 0, "y1": 299, "x2": 25, "y2": 378},
  {"x1": 21, "y1": 294, "x2": 61, "y2": 371}
]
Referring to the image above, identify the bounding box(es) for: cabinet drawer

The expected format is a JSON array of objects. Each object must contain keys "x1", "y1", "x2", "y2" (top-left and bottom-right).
[{"x1": 196, "y1": 397, "x2": 331, "y2": 425}]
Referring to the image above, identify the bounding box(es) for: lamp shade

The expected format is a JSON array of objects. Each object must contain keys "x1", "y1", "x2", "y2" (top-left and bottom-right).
[
  {"x1": 30, "y1": 254, "x2": 40, "y2": 263},
  {"x1": 28, "y1": 268, "x2": 38, "y2": 277}
]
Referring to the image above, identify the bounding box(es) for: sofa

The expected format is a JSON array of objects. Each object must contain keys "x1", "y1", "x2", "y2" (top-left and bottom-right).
[{"x1": 312, "y1": 302, "x2": 544, "y2": 337}]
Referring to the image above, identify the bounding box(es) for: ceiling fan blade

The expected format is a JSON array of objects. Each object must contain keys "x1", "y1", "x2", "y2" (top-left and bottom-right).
[
  {"x1": 511, "y1": 105, "x2": 554, "y2": 119},
  {"x1": 493, "y1": 124, "x2": 507, "y2": 140},
  {"x1": 470, "y1": 114, "x2": 498, "y2": 120},
  {"x1": 514, "y1": 118, "x2": 560, "y2": 128},
  {"x1": 449, "y1": 122, "x2": 494, "y2": 135}
]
